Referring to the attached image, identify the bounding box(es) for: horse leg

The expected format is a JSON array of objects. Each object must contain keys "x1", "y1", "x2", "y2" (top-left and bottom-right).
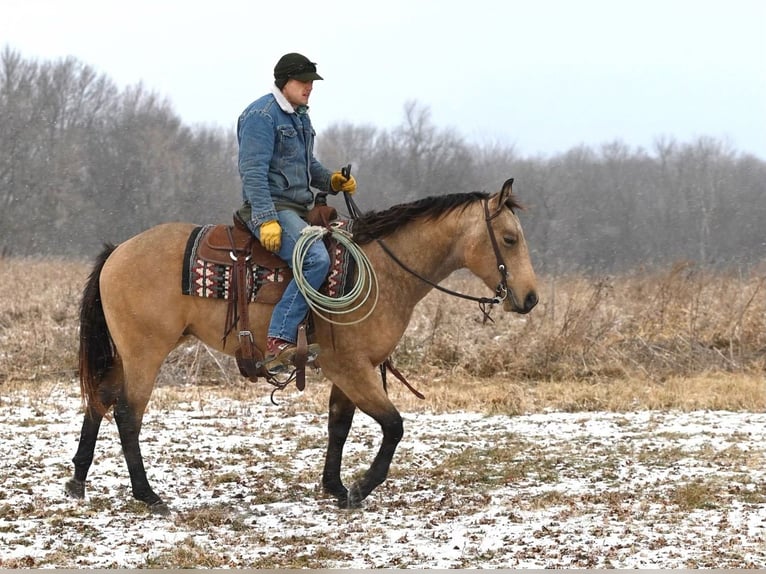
[
  {"x1": 65, "y1": 365, "x2": 122, "y2": 500},
  {"x1": 325, "y1": 370, "x2": 404, "y2": 508},
  {"x1": 347, "y1": 404, "x2": 403, "y2": 508},
  {"x1": 64, "y1": 406, "x2": 104, "y2": 499},
  {"x1": 322, "y1": 384, "x2": 357, "y2": 505},
  {"x1": 112, "y1": 358, "x2": 169, "y2": 514},
  {"x1": 113, "y1": 395, "x2": 167, "y2": 513}
]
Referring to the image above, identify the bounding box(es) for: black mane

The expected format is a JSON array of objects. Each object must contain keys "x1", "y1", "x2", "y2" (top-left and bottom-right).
[{"x1": 351, "y1": 191, "x2": 521, "y2": 245}]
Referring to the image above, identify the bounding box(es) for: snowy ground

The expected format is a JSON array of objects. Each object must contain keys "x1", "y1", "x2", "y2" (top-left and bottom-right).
[{"x1": 1, "y1": 384, "x2": 766, "y2": 568}]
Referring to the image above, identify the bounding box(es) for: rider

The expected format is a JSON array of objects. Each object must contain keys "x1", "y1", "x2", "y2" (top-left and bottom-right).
[{"x1": 236, "y1": 52, "x2": 357, "y2": 367}]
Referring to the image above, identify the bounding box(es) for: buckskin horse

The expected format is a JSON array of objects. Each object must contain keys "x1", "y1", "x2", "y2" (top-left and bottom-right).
[{"x1": 64, "y1": 178, "x2": 538, "y2": 513}]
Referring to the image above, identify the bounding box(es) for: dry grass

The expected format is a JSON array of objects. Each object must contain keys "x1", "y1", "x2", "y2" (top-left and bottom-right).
[
  {"x1": 1, "y1": 257, "x2": 763, "y2": 413},
  {"x1": 2, "y1": 257, "x2": 765, "y2": 568},
  {"x1": 3, "y1": 394, "x2": 766, "y2": 568}
]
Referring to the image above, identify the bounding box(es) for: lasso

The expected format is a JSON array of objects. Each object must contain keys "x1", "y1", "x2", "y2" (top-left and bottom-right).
[{"x1": 292, "y1": 224, "x2": 379, "y2": 325}]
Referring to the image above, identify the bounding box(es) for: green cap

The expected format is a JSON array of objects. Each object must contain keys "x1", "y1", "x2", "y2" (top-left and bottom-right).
[{"x1": 274, "y1": 52, "x2": 323, "y2": 82}]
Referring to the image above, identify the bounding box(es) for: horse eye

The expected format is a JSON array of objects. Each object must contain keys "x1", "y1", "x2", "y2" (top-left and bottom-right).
[{"x1": 503, "y1": 235, "x2": 517, "y2": 246}]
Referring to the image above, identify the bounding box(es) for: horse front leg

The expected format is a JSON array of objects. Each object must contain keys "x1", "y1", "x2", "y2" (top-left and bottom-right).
[
  {"x1": 64, "y1": 406, "x2": 103, "y2": 499},
  {"x1": 322, "y1": 384, "x2": 357, "y2": 506},
  {"x1": 113, "y1": 394, "x2": 169, "y2": 515},
  {"x1": 347, "y1": 406, "x2": 403, "y2": 508},
  {"x1": 323, "y1": 364, "x2": 405, "y2": 509}
]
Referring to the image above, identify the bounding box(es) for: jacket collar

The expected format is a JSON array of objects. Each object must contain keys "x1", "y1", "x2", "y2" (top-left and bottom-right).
[
  {"x1": 271, "y1": 84, "x2": 294, "y2": 113},
  {"x1": 271, "y1": 84, "x2": 309, "y2": 115}
]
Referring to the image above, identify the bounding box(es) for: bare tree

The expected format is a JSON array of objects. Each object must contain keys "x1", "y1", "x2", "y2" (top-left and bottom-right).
[{"x1": 2, "y1": 49, "x2": 764, "y2": 271}]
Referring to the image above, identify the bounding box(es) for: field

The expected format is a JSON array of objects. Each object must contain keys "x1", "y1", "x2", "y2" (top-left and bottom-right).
[{"x1": 0, "y1": 258, "x2": 765, "y2": 567}]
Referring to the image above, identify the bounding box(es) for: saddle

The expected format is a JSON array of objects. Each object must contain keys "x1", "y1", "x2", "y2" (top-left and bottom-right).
[
  {"x1": 197, "y1": 213, "x2": 286, "y2": 268},
  {"x1": 193, "y1": 205, "x2": 339, "y2": 389},
  {"x1": 188, "y1": 201, "x2": 424, "y2": 401}
]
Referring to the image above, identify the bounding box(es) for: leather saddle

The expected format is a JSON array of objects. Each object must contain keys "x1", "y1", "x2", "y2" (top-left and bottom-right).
[
  {"x1": 197, "y1": 212, "x2": 286, "y2": 269},
  {"x1": 194, "y1": 204, "x2": 339, "y2": 388},
  {"x1": 196, "y1": 202, "x2": 337, "y2": 272},
  {"x1": 194, "y1": 213, "x2": 291, "y2": 307}
]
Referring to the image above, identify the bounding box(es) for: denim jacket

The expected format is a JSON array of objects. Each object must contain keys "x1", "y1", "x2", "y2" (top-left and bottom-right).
[{"x1": 237, "y1": 85, "x2": 333, "y2": 228}]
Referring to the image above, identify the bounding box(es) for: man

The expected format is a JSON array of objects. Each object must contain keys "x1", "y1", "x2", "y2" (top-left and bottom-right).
[{"x1": 236, "y1": 52, "x2": 357, "y2": 368}]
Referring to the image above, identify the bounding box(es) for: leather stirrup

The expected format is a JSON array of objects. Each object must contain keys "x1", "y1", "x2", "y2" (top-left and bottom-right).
[{"x1": 294, "y1": 324, "x2": 309, "y2": 391}]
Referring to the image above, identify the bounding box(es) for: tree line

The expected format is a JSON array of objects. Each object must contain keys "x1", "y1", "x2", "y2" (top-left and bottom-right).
[{"x1": 2, "y1": 47, "x2": 764, "y2": 273}]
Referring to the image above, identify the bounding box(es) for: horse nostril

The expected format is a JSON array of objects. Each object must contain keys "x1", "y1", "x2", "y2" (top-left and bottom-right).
[{"x1": 525, "y1": 292, "x2": 539, "y2": 312}]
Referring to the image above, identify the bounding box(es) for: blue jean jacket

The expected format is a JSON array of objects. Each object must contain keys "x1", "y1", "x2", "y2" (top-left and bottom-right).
[{"x1": 237, "y1": 87, "x2": 333, "y2": 229}]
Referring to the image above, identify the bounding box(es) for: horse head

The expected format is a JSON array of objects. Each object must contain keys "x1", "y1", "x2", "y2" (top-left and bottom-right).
[{"x1": 466, "y1": 178, "x2": 539, "y2": 314}]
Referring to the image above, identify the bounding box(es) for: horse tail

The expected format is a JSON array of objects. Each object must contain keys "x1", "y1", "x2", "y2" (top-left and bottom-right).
[{"x1": 78, "y1": 243, "x2": 117, "y2": 417}]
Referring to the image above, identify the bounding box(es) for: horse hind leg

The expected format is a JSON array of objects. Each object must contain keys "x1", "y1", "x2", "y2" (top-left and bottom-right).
[
  {"x1": 113, "y1": 357, "x2": 171, "y2": 515},
  {"x1": 65, "y1": 362, "x2": 124, "y2": 499},
  {"x1": 65, "y1": 406, "x2": 104, "y2": 499}
]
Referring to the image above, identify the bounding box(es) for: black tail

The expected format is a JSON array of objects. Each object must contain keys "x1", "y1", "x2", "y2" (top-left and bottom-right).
[{"x1": 78, "y1": 244, "x2": 117, "y2": 416}]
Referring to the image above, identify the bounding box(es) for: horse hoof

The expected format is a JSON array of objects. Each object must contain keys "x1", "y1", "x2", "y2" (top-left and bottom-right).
[
  {"x1": 64, "y1": 478, "x2": 85, "y2": 499},
  {"x1": 337, "y1": 496, "x2": 363, "y2": 510},
  {"x1": 148, "y1": 500, "x2": 171, "y2": 515},
  {"x1": 334, "y1": 494, "x2": 362, "y2": 509},
  {"x1": 340, "y1": 484, "x2": 364, "y2": 509}
]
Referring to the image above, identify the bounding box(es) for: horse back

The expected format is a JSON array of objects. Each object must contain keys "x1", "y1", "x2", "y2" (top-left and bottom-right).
[{"x1": 95, "y1": 223, "x2": 315, "y2": 363}]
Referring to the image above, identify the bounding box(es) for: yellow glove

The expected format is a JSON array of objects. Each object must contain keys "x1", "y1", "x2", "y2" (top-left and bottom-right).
[
  {"x1": 331, "y1": 171, "x2": 357, "y2": 194},
  {"x1": 259, "y1": 220, "x2": 282, "y2": 253}
]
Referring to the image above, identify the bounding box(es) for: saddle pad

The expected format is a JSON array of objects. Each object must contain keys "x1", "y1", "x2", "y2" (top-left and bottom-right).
[
  {"x1": 181, "y1": 222, "x2": 357, "y2": 302},
  {"x1": 181, "y1": 225, "x2": 290, "y2": 303},
  {"x1": 324, "y1": 220, "x2": 357, "y2": 299}
]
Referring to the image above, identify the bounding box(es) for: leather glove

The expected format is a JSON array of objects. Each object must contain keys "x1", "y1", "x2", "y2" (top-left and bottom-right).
[
  {"x1": 331, "y1": 171, "x2": 357, "y2": 194},
  {"x1": 259, "y1": 220, "x2": 282, "y2": 253}
]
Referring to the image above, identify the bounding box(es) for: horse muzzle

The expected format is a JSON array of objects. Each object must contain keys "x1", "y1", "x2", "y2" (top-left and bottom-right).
[{"x1": 505, "y1": 289, "x2": 539, "y2": 314}]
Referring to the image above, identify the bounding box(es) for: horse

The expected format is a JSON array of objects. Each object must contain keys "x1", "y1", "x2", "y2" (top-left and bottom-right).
[{"x1": 64, "y1": 178, "x2": 538, "y2": 513}]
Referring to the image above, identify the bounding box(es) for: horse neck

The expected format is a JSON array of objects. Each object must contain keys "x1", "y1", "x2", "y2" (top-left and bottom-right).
[{"x1": 369, "y1": 207, "x2": 466, "y2": 305}]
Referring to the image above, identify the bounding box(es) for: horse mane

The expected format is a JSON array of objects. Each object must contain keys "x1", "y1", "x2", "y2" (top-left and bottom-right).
[{"x1": 352, "y1": 191, "x2": 522, "y2": 244}]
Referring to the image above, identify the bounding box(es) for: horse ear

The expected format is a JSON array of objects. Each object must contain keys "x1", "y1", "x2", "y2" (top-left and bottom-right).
[
  {"x1": 500, "y1": 178, "x2": 514, "y2": 201},
  {"x1": 490, "y1": 178, "x2": 515, "y2": 212}
]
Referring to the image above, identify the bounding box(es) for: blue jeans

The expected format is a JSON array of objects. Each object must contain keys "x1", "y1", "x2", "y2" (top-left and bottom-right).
[{"x1": 254, "y1": 209, "x2": 330, "y2": 343}]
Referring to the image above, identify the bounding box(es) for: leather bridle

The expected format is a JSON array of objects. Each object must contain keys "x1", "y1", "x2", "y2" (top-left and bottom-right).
[{"x1": 375, "y1": 197, "x2": 511, "y2": 322}]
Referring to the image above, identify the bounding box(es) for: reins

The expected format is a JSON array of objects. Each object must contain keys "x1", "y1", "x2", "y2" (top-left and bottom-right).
[
  {"x1": 326, "y1": 176, "x2": 512, "y2": 400},
  {"x1": 373, "y1": 197, "x2": 510, "y2": 323}
]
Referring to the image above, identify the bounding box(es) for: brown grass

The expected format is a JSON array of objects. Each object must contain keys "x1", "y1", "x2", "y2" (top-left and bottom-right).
[{"x1": 1, "y1": 257, "x2": 764, "y2": 413}]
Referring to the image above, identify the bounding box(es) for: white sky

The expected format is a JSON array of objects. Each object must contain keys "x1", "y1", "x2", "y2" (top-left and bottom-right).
[{"x1": 2, "y1": 0, "x2": 765, "y2": 158}]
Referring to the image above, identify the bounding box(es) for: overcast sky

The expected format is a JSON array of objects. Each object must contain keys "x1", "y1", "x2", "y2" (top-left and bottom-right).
[{"x1": 2, "y1": 0, "x2": 764, "y2": 159}]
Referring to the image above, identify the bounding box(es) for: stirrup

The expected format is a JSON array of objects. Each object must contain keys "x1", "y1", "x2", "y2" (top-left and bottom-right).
[{"x1": 263, "y1": 343, "x2": 321, "y2": 374}]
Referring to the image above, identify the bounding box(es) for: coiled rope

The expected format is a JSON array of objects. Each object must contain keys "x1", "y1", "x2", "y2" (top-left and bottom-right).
[{"x1": 292, "y1": 224, "x2": 379, "y2": 325}]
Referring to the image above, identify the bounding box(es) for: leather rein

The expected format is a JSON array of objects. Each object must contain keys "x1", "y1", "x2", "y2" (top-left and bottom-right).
[
  {"x1": 338, "y1": 187, "x2": 511, "y2": 400},
  {"x1": 375, "y1": 197, "x2": 510, "y2": 323}
]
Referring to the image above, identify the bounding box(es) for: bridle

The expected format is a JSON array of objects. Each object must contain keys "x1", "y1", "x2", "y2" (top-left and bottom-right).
[
  {"x1": 332, "y1": 169, "x2": 512, "y2": 322},
  {"x1": 375, "y1": 196, "x2": 511, "y2": 323},
  {"x1": 332, "y1": 186, "x2": 513, "y2": 399}
]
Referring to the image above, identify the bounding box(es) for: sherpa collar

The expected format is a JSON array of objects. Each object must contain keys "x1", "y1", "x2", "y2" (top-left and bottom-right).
[{"x1": 271, "y1": 84, "x2": 309, "y2": 115}]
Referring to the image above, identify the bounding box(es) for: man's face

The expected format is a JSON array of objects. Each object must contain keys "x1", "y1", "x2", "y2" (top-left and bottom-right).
[{"x1": 282, "y1": 79, "x2": 314, "y2": 108}]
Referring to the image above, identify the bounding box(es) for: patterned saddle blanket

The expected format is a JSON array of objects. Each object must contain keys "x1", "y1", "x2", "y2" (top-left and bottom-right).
[{"x1": 181, "y1": 220, "x2": 356, "y2": 305}]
